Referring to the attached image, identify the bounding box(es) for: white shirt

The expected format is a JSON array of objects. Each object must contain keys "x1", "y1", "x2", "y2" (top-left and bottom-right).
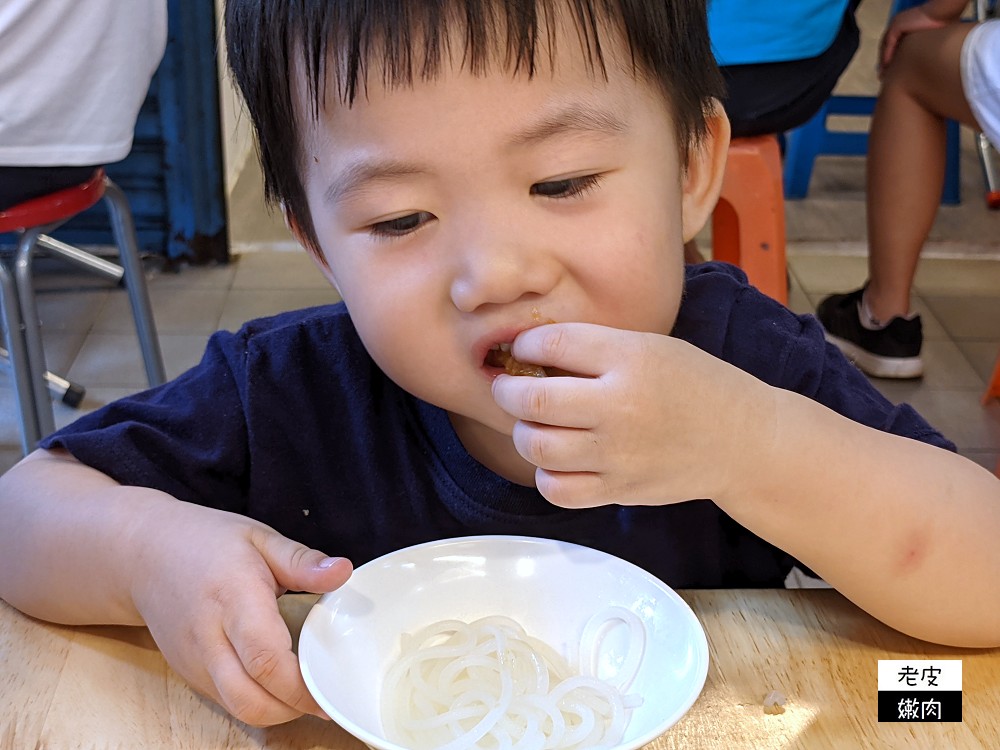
[
  {"x1": 962, "y1": 20, "x2": 1000, "y2": 149},
  {"x1": 0, "y1": 0, "x2": 168, "y2": 166}
]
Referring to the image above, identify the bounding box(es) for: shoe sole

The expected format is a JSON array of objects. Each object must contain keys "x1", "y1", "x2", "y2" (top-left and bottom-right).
[{"x1": 824, "y1": 333, "x2": 924, "y2": 379}]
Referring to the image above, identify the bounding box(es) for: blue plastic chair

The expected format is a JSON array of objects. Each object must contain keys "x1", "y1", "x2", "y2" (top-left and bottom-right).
[{"x1": 782, "y1": 0, "x2": 962, "y2": 204}]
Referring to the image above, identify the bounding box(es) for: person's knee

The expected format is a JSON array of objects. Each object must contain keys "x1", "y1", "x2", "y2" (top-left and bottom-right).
[
  {"x1": 881, "y1": 33, "x2": 925, "y2": 95},
  {"x1": 883, "y1": 25, "x2": 976, "y2": 125}
]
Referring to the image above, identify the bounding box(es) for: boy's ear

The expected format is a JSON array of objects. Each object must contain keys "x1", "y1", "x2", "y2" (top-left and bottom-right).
[{"x1": 680, "y1": 102, "x2": 731, "y2": 243}]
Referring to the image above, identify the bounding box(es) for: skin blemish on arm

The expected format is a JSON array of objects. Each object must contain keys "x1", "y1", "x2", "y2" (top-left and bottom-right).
[{"x1": 894, "y1": 526, "x2": 932, "y2": 577}]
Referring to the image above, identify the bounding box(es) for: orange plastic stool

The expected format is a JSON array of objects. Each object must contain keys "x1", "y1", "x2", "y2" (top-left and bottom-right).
[
  {"x1": 983, "y1": 351, "x2": 1000, "y2": 405},
  {"x1": 712, "y1": 134, "x2": 788, "y2": 305}
]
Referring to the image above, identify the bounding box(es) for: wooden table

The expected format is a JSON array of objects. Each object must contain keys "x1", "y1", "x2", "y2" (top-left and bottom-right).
[{"x1": 2, "y1": 590, "x2": 997, "y2": 749}]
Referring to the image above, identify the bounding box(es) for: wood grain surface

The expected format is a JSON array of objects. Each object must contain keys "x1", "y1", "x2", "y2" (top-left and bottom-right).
[{"x1": 2, "y1": 590, "x2": 996, "y2": 749}]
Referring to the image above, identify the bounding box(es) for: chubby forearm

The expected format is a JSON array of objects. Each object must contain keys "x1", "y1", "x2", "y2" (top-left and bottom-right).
[
  {"x1": 0, "y1": 448, "x2": 168, "y2": 625},
  {"x1": 717, "y1": 388, "x2": 1000, "y2": 647}
]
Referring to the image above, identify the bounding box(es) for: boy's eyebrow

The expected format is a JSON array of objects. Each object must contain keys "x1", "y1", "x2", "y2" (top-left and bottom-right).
[
  {"x1": 507, "y1": 103, "x2": 629, "y2": 147},
  {"x1": 324, "y1": 104, "x2": 628, "y2": 207},
  {"x1": 324, "y1": 160, "x2": 428, "y2": 206}
]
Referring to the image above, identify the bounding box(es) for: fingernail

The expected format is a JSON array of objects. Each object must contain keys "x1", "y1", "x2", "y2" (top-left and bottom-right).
[{"x1": 317, "y1": 556, "x2": 343, "y2": 569}]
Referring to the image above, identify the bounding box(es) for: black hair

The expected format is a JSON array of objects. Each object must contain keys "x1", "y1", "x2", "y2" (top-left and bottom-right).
[{"x1": 225, "y1": 0, "x2": 724, "y2": 253}]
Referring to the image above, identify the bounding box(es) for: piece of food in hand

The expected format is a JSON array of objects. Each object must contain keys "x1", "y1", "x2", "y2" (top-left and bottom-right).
[{"x1": 487, "y1": 343, "x2": 549, "y2": 377}]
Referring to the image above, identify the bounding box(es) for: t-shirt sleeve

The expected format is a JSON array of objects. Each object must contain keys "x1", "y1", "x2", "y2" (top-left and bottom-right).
[
  {"x1": 677, "y1": 262, "x2": 956, "y2": 452},
  {"x1": 39, "y1": 328, "x2": 252, "y2": 514}
]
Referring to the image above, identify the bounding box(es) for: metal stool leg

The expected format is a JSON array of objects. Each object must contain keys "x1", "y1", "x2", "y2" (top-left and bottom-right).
[
  {"x1": 977, "y1": 133, "x2": 1000, "y2": 209},
  {"x1": 36, "y1": 233, "x2": 125, "y2": 284},
  {"x1": 0, "y1": 346, "x2": 85, "y2": 407},
  {"x1": 0, "y1": 260, "x2": 43, "y2": 453},
  {"x1": 102, "y1": 178, "x2": 166, "y2": 387},
  {"x1": 13, "y1": 228, "x2": 57, "y2": 438}
]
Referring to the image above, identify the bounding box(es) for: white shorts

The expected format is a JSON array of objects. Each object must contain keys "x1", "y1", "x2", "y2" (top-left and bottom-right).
[{"x1": 961, "y1": 19, "x2": 1000, "y2": 147}]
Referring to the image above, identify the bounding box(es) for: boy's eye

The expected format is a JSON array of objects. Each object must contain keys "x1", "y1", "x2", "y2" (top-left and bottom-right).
[
  {"x1": 530, "y1": 174, "x2": 604, "y2": 199},
  {"x1": 369, "y1": 211, "x2": 434, "y2": 239}
]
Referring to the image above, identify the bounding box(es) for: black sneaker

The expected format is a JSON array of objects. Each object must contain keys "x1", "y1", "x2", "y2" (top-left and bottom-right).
[{"x1": 816, "y1": 288, "x2": 924, "y2": 379}]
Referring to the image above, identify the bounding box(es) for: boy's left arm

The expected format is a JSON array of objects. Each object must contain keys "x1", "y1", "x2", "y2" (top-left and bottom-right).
[{"x1": 493, "y1": 323, "x2": 1000, "y2": 648}]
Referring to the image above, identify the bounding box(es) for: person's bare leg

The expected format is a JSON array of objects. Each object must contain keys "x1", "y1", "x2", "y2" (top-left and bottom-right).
[{"x1": 865, "y1": 22, "x2": 981, "y2": 322}]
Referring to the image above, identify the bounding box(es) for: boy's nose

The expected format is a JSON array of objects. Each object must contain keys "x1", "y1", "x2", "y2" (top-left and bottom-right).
[{"x1": 449, "y1": 230, "x2": 561, "y2": 312}]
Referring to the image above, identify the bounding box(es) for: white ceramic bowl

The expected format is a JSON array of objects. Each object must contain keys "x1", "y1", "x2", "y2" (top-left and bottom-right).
[{"x1": 299, "y1": 535, "x2": 709, "y2": 749}]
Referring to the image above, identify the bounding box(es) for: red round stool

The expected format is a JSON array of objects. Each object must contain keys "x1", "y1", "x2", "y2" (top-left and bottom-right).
[{"x1": 0, "y1": 169, "x2": 165, "y2": 453}]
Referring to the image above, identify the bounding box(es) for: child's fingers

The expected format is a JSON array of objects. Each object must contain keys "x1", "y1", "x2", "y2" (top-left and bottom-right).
[
  {"x1": 492, "y1": 374, "x2": 603, "y2": 428},
  {"x1": 251, "y1": 528, "x2": 353, "y2": 595},
  {"x1": 510, "y1": 322, "x2": 629, "y2": 377},
  {"x1": 205, "y1": 635, "x2": 317, "y2": 726},
  {"x1": 219, "y1": 596, "x2": 328, "y2": 723},
  {"x1": 534, "y1": 469, "x2": 610, "y2": 509},
  {"x1": 535, "y1": 468, "x2": 672, "y2": 509},
  {"x1": 510, "y1": 421, "x2": 606, "y2": 473}
]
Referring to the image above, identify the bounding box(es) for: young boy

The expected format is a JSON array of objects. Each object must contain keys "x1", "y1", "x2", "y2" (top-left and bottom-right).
[{"x1": 1, "y1": 0, "x2": 998, "y2": 730}]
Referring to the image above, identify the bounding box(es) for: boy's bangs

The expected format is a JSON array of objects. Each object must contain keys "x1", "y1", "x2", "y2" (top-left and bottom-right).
[{"x1": 298, "y1": 0, "x2": 622, "y2": 117}]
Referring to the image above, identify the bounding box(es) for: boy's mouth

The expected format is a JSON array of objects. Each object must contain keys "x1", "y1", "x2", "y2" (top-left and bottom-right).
[{"x1": 485, "y1": 343, "x2": 548, "y2": 377}]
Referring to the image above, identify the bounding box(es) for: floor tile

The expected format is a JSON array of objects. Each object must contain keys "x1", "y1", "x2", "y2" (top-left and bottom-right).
[
  {"x1": 35, "y1": 288, "x2": 110, "y2": 333},
  {"x1": 216, "y1": 288, "x2": 341, "y2": 332},
  {"x1": 0, "y1": 386, "x2": 28, "y2": 448},
  {"x1": 921, "y1": 296, "x2": 1000, "y2": 342},
  {"x1": 39, "y1": 330, "x2": 88, "y2": 375},
  {"x1": 160, "y1": 334, "x2": 216, "y2": 381},
  {"x1": 66, "y1": 332, "x2": 157, "y2": 389},
  {"x1": 964, "y1": 450, "x2": 1000, "y2": 476},
  {"x1": 913, "y1": 258, "x2": 1000, "y2": 297},
  {"x1": 786, "y1": 285, "x2": 814, "y2": 318},
  {"x1": 93, "y1": 286, "x2": 228, "y2": 335},
  {"x1": 876, "y1": 338, "x2": 985, "y2": 391},
  {"x1": 0, "y1": 447, "x2": 23, "y2": 476},
  {"x1": 955, "y1": 341, "x2": 1000, "y2": 385},
  {"x1": 871, "y1": 384, "x2": 1000, "y2": 452},
  {"x1": 149, "y1": 259, "x2": 237, "y2": 290},
  {"x1": 230, "y1": 249, "x2": 332, "y2": 290},
  {"x1": 786, "y1": 254, "x2": 869, "y2": 295}
]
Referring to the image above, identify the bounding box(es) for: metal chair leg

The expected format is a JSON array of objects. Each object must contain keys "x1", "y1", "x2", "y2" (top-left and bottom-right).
[
  {"x1": 0, "y1": 346, "x2": 85, "y2": 407},
  {"x1": 977, "y1": 133, "x2": 1000, "y2": 209},
  {"x1": 36, "y1": 233, "x2": 125, "y2": 284},
  {"x1": 102, "y1": 178, "x2": 166, "y2": 386},
  {"x1": 13, "y1": 228, "x2": 57, "y2": 438},
  {"x1": 0, "y1": 258, "x2": 43, "y2": 453}
]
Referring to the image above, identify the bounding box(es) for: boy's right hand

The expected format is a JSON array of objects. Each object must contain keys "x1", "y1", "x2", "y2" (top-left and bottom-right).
[{"x1": 127, "y1": 501, "x2": 352, "y2": 726}]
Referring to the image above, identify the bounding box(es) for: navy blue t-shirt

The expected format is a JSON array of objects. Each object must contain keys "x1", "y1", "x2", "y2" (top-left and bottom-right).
[{"x1": 41, "y1": 263, "x2": 954, "y2": 588}]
